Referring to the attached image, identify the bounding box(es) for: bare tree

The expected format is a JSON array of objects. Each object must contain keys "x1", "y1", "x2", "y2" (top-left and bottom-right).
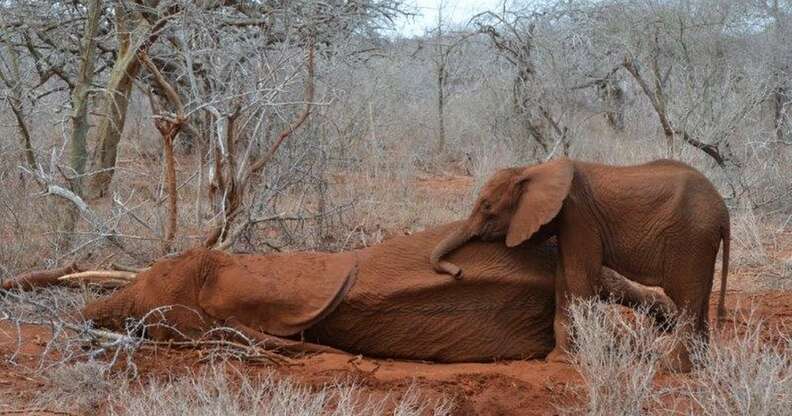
[
  {"x1": 762, "y1": 0, "x2": 792, "y2": 143},
  {"x1": 0, "y1": 44, "x2": 37, "y2": 170},
  {"x1": 471, "y1": 6, "x2": 573, "y2": 158},
  {"x1": 427, "y1": 1, "x2": 475, "y2": 155},
  {"x1": 69, "y1": 0, "x2": 103, "y2": 195},
  {"x1": 138, "y1": 49, "x2": 185, "y2": 254},
  {"x1": 87, "y1": 0, "x2": 175, "y2": 198}
]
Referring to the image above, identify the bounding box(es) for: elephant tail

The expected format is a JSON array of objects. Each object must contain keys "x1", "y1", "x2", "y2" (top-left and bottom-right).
[{"x1": 716, "y1": 222, "x2": 730, "y2": 328}]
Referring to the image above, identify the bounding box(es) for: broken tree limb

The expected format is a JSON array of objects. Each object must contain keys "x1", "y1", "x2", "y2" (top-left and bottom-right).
[
  {"x1": 1, "y1": 263, "x2": 82, "y2": 290},
  {"x1": 110, "y1": 263, "x2": 149, "y2": 274}
]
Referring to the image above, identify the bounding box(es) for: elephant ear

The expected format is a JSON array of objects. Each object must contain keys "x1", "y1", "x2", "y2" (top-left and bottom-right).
[
  {"x1": 198, "y1": 251, "x2": 358, "y2": 337},
  {"x1": 505, "y1": 158, "x2": 574, "y2": 247}
]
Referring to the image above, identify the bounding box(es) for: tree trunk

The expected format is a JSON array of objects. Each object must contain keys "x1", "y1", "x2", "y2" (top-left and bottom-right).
[
  {"x1": 437, "y1": 62, "x2": 447, "y2": 154},
  {"x1": 773, "y1": 83, "x2": 789, "y2": 143},
  {"x1": 161, "y1": 127, "x2": 178, "y2": 254},
  {"x1": 9, "y1": 103, "x2": 36, "y2": 170},
  {"x1": 770, "y1": 0, "x2": 790, "y2": 144},
  {"x1": 69, "y1": 0, "x2": 102, "y2": 195},
  {"x1": 85, "y1": 52, "x2": 141, "y2": 198},
  {"x1": 1, "y1": 45, "x2": 37, "y2": 170},
  {"x1": 85, "y1": 6, "x2": 161, "y2": 199}
]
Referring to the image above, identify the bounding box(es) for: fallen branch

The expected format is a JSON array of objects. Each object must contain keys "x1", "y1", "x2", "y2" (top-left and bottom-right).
[
  {"x1": 0, "y1": 409, "x2": 78, "y2": 416},
  {"x1": 110, "y1": 263, "x2": 149, "y2": 274},
  {"x1": 2, "y1": 263, "x2": 81, "y2": 290}
]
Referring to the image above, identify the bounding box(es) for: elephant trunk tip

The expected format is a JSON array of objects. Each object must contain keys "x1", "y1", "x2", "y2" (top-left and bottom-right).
[
  {"x1": 430, "y1": 226, "x2": 471, "y2": 279},
  {"x1": 444, "y1": 261, "x2": 464, "y2": 280},
  {"x1": 430, "y1": 258, "x2": 464, "y2": 280}
]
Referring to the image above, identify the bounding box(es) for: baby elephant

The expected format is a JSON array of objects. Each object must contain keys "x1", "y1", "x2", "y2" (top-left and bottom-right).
[{"x1": 430, "y1": 158, "x2": 730, "y2": 372}]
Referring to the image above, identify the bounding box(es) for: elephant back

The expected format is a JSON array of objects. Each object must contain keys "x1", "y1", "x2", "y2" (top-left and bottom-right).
[{"x1": 306, "y1": 223, "x2": 558, "y2": 362}]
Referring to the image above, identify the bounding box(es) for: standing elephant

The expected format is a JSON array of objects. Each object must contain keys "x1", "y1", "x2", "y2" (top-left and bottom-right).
[{"x1": 430, "y1": 158, "x2": 730, "y2": 371}]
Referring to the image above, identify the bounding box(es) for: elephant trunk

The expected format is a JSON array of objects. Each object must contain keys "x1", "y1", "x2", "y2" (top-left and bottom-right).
[{"x1": 430, "y1": 225, "x2": 472, "y2": 279}]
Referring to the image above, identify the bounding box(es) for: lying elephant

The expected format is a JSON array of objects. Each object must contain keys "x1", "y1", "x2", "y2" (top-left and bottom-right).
[{"x1": 82, "y1": 222, "x2": 675, "y2": 362}]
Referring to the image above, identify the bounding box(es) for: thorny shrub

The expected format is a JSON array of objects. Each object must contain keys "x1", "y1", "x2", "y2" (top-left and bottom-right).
[{"x1": 562, "y1": 299, "x2": 792, "y2": 416}]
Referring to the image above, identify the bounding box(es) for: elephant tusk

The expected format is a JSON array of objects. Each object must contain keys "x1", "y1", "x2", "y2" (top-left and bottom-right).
[{"x1": 58, "y1": 270, "x2": 138, "y2": 283}]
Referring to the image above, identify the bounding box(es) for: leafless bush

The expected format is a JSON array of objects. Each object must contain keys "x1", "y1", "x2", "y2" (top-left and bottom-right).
[
  {"x1": 35, "y1": 361, "x2": 113, "y2": 414},
  {"x1": 731, "y1": 202, "x2": 792, "y2": 289},
  {"x1": 562, "y1": 299, "x2": 792, "y2": 415},
  {"x1": 0, "y1": 286, "x2": 149, "y2": 375},
  {"x1": 562, "y1": 298, "x2": 674, "y2": 416},
  {"x1": 732, "y1": 202, "x2": 772, "y2": 268},
  {"x1": 683, "y1": 308, "x2": 792, "y2": 416},
  {"x1": 104, "y1": 365, "x2": 453, "y2": 416},
  {"x1": 0, "y1": 285, "x2": 90, "y2": 323}
]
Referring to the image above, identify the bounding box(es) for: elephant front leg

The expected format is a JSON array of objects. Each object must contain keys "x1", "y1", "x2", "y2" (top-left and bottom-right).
[{"x1": 546, "y1": 233, "x2": 604, "y2": 364}]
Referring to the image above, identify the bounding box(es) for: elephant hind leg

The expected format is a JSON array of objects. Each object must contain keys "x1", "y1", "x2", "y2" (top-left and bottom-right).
[
  {"x1": 660, "y1": 255, "x2": 716, "y2": 372},
  {"x1": 598, "y1": 267, "x2": 677, "y2": 331}
]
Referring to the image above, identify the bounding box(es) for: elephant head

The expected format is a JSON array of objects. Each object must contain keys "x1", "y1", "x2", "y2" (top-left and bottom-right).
[{"x1": 430, "y1": 158, "x2": 574, "y2": 278}]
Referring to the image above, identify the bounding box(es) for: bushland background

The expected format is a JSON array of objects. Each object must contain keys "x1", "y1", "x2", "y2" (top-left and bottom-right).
[{"x1": 1, "y1": 0, "x2": 792, "y2": 414}]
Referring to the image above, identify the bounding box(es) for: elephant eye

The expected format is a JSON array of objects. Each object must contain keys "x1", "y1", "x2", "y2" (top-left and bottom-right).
[{"x1": 482, "y1": 201, "x2": 492, "y2": 211}]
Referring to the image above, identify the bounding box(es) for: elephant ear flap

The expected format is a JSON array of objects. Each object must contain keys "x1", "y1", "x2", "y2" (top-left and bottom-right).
[{"x1": 505, "y1": 158, "x2": 574, "y2": 247}]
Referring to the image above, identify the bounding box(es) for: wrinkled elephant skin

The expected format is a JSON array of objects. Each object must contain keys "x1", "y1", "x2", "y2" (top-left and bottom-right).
[
  {"x1": 431, "y1": 159, "x2": 730, "y2": 370},
  {"x1": 83, "y1": 222, "x2": 673, "y2": 362}
]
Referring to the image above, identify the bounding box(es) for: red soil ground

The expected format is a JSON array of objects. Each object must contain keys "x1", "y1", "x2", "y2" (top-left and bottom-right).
[{"x1": 2, "y1": 291, "x2": 791, "y2": 415}]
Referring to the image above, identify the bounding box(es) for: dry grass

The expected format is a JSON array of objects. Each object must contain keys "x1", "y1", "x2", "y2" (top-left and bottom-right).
[
  {"x1": 683, "y1": 309, "x2": 792, "y2": 416},
  {"x1": 562, "y1": 299, "x2": 792, "y2": 416},
  {"x1": 730, "y1": 204, "x2": 792, "y2": 289},
  {"x1": 36, "y1": 361, "x2": 113, "y2": 414},
  {"x1": 28, "y1": 362, "x2": 454, "y2": 416},
  {"x1": 562, "y1": 298, "x2": 674, "y2": 416}
]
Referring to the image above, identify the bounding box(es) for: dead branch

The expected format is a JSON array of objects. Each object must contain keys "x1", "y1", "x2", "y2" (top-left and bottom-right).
[
  {"x1": 138, "y1": 50, "x2": 186, "y2": 254},
  {"x1": 1, "y1": 263, "x2": 81, "y2": 290},
  {"x1": 21, "y1": 166, "x2": 132, "y2": 257},
  {"x1": 110, "y1": 263, "x2": 148, "y2": 274},
  {"x1": 243, "y1": 42, "x2": 316, "y2": 186},
  {"x1": 0, "y1": 409, "x2": 78, "y2": 416},
  {"x1": 41, "y1": 181, "x2": 98, "y2": 226},
  {"x1": 570, "y1": 65, "x2": 623, "y2": 90},
  {"x1": 622, "y1": 57, "x2": 727, "y2": 167}
]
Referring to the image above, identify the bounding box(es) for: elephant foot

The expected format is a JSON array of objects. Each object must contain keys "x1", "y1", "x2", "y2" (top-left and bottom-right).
[{"x1": 545, "y1": 348, "x2": 571, "y2": 364}]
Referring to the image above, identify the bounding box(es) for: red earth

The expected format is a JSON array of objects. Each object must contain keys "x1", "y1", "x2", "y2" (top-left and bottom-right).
[{"x1": 2, "y1": 290, "x2": 791, "y2": 415}]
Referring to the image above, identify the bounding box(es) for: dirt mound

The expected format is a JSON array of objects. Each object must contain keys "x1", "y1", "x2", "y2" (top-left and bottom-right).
[{"x1": 3, "y1": 291, "x2": 791, "y2": 415}]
